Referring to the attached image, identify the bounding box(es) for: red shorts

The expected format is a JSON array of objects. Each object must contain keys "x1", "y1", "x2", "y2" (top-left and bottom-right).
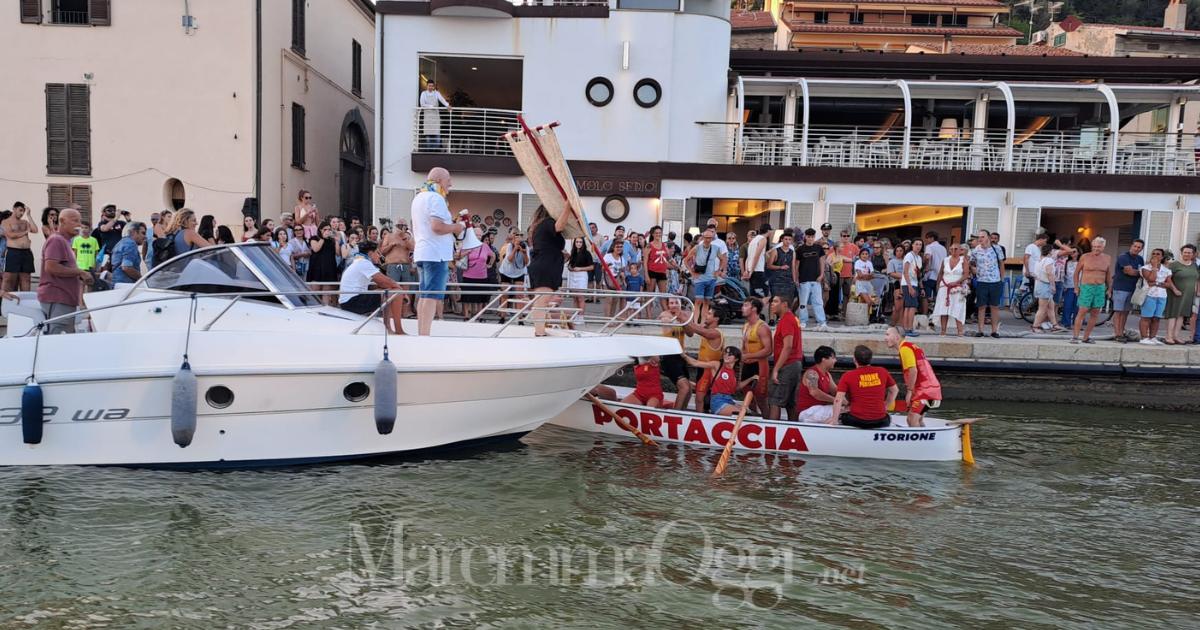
[
  {"x1": 634, "y1": 388, "x2": 663, "y2": 406},
  {"x1": 891, "y1": 400, "x2": 930, "y2": 415}
]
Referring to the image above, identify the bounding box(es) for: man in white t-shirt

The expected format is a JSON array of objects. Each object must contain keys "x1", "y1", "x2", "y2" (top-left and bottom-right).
[
  {"x1": 339, "y1": 241, "x2": 407, "y2": 334},
  {"x1": 412, "y1": 167, "x2": 464, "y2": 336},
  {"x1": 1024, "y1": 232, "x2": 1048, "y2": 284},
  {"x1": 741, "y1": 222, "x2": 771, "y2": 298},
  {"x1": 922, "y1": 231, "x2": 947, "y2": 315}
]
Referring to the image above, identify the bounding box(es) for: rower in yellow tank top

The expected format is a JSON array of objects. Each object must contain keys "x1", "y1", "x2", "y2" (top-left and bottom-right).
[
  {"x1": 692, "y1": 310, "x2": 725, "y2": 412},
  {"x1": 739, "y1": 299, "x2": 772, "y2": 414}
]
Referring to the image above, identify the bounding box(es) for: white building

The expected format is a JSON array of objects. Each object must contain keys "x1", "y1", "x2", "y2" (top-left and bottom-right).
[
  {"x1": 376, "y1": 0, "x2": 1200, "y2": 256},
  {"x1": 1, "y1": 0, "x2": 375, "y2": 233}
]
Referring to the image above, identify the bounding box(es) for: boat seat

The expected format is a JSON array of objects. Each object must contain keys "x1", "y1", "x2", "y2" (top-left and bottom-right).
[{"x1": 2, "y1": 292, "x2": 44, "y2": 337}]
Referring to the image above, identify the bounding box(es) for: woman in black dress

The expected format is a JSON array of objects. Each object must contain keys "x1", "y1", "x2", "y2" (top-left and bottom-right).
[
  {"x1": 307, "y1": 221, "x2": 339, "y2": 305},
  {"x1": 527, "y1": 205, "x2": 571, "y2": 336}
]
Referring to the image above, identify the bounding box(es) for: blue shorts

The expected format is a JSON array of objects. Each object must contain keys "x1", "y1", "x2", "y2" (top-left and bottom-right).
[
  {"x1": 975, "y1": 280, "x2": 1002, "y2": 307},
  {"x1": 1112, "y1": 290, "x2": 1132, "y2": 312},
  {"x1": 902, "y1": 285, "x2": 920, "y2": 308},
  {"x1": 694, "y1": 278, "x2": 716, "y2": 299},
  {"x1": 1034, "y1": 281, "x2": 1054, "y2": 300},
  {"x1": 1141, "y1": 295, "x2": 1166, "y2": 319},
  {"x1": 709, "y1": 393, "x2": 736, "y2": 414},
  {"x1": 417, "y1": 260, "x2": 449, "y2": 300}
]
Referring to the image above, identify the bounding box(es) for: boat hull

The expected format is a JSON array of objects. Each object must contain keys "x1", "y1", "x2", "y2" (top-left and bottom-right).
[
  {"x1": 0, "y1": 364, "x2": 618, "y2": 467},
  {"x1": 549, "y1": 389, "x2": 968, "y2": 462}
]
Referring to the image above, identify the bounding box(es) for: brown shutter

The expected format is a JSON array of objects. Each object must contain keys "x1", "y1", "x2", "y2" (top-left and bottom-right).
[
  {"x1": 66, "y1": 84, "x2": 91, "y2": 175},
  {"x1": 46, "y1": 185, "x2": 93, "y2": 224},
  {"x1": 89, "y1": 0, "x2": 110, "y2": 25},
  {"x1": 21, "y1": 0, "x2": 42, "y2": 23},
  {"x1": 46, "y1": 84, "x2": 69, "y2": 175},
  {"x1": 71, "y1": 185, "x2": 93, "y2": 225},
  {"x1": 291, "y1": 0, "x2": 306, "y2": 55},
  {"x1": 48, "y1": 184, "x2": 72, "y2": 210}
]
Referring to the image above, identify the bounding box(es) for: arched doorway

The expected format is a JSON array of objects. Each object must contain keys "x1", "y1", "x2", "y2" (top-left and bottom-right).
[{"x1": 339, "y1": 109, "x2": 371, "y2": 224}]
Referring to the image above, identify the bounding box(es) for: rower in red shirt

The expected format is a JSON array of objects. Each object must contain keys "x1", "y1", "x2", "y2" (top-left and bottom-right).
[
  {"x1": 684, "y1": 346, "x2": 758, "y2": 416},
  {"x1": 767, "y1": 295, "x2": 803, "y2": 421},
  {"x1": 795, "y1": 345, "x2": 838, "y2": 423},
  {"x1": 621, "y1": 357, "x2": 664, "y2": 408},
  {"x1": 830, "y1": 345, "x2": 899, "y2": 429}
]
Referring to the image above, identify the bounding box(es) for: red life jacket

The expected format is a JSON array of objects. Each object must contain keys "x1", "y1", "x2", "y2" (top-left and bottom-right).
[
  {"x1": 901, "y1": 341, "x2": 942, "y2": 402},
  {"x1": 711, "y1": 365, "x2": 738, "y2": 396}
]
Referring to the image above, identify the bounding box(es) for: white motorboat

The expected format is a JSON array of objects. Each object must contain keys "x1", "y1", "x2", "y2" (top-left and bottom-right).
[
  {"x1": 0, "y1": 243, "x2": 680, "y2": 467},
  {"x1": 550, "y1": 386, "x2": 975, "y2": 463}
]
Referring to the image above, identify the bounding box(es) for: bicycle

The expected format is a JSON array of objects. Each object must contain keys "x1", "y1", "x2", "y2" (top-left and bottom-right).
[{"x1": 1013, "y1": 277, "x2": 1112, "y2": 327}]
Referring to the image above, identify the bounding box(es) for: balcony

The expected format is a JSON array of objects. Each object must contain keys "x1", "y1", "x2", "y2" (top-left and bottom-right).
[
  {"x1": 411, "y1": 107, "x2": 523, "y2": 157},
  {"x1": 699, "y1": 123, "x2": 1199, "y2": 176},
  {"x1": 51, "y1": 10, "x2": 89, "y2": 24}
]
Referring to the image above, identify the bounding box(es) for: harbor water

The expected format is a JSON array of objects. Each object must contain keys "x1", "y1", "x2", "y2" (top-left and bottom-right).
[{"x1": 0, "y1": 402, "x2": 1196, "y2": 628}]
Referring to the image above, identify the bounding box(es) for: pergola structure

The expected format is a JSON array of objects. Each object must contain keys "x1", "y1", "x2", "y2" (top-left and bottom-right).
[{"x1": 731, "y1": 77, "x2": 1200, "y2": 174}]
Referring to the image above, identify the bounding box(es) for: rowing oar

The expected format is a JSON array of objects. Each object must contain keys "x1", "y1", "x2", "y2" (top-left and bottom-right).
[
  {"x1": 712, "y1": 392, "x2": 753, "y2": 478},
  {"x1": 584, "y1": 393, "x2": 658, "y2": 448}
]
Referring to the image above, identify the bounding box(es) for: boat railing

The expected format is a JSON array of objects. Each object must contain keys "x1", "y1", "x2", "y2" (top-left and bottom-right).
[{"x1": 18, "y1": 285, "x2": 694, "y2": 339}]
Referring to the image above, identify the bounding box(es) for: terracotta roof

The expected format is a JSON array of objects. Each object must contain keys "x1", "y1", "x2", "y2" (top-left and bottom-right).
[
  {"x1": 787, "y1": 22, "x2": 1022, "y2": 37},
  {"x1": 791, "y1": 0, "x2": 1007, "y2": 6},
  {"x1": 945, "y1": 43, "x2": 1085, "y2": 56},
  {"x1": 731, "y1": 10, "x2": 776, "y2": 32},
  {"x1": 1058, "y1": 16, "x2": 1198, "y2": 36}
]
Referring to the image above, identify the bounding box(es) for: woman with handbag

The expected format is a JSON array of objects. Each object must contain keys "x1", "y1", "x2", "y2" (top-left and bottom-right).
[{"x1": 933, "y1": 243, "x2": 970, "y2": 336}]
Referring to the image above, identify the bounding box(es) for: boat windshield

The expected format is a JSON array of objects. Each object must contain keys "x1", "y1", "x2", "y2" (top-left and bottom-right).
[{"x1": 142, "y1": 244, "x2": 321, "y2": 308}]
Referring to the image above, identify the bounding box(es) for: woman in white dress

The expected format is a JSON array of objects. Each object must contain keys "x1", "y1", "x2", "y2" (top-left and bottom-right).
[{"x1": 933, "y1": 243, "x2": 971, "y2": 336}]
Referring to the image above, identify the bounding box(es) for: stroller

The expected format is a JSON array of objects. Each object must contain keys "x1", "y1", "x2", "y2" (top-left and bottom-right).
[{"x1": 711, "y1": 277, "x2": 749, "y2": 324}]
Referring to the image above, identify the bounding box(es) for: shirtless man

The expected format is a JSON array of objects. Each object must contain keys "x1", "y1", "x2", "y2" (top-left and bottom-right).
[
  {"x1": 658, "y1": 297, "x2": 694, "y2": 410},
  {"x1": 379, "y1": 219, "x2": 416, "y2": 316},
  {"x1": 2, "y1": 202, "x2": 38, "y2": 292},
  {"x1": 1071, "y1": 236, "x2": 1113, "y2": 344}
]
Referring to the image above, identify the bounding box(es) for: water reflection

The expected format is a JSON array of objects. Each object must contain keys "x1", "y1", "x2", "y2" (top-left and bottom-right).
[{"x1": 0, "y1": 403, "x2": 1196, "y2": 627}]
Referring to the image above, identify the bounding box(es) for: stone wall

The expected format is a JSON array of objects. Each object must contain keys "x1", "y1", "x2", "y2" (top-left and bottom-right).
[{"x1": 732, "y1": 31, "x2": 775, "y2": 50}]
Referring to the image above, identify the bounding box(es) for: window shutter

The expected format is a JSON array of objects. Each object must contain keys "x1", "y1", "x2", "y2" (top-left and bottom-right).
[
  {"x1": 1189, "y1": 211, "x2": 1200, "y2": 246},
  {"x1": 21, "y1": 0, "x2": 42, "y2": 23},
  {"x1": 1013, "y1": 207, "x2": 1042, "y2": 254},
  {"x1": 1145, "y1": 210, "x2": 1173, "y2": 253},
  {"x1": 71, "y1": 185, "x2": 93, "y2": 225},
  {"x1": 969, "y1": 207, "x2": 1000, "y2": 235},
  {"x1": 787, "y1": 202, "x2": 814, "y2": 231},
  {"x1": 46, "y1": 83, "x2": 69, "y2": 174},
  {"x1": 48, "y1": 184, "x2": 71, "y2": 211},
  {"x1": 519, "y1": 194, "x2": 541, "y2": 231},
  {"x1": 352, "y1": 40, "x2": 362, "y2": 97},
  {"x1": 291, "y1": 103, "x2": 306, "y2": 168},
  {"x1": 292, "y1": 0, "x2": 306, "y2": 55},
  {"x1": 826, "y1": 203, "x2": 855, "y2": 237},
  {"x1": 67, "y1": 84, "x2": 91, "y2": 175},
  {"x1": 89, "y1": 0, "x2": 110, "y2": 25}
]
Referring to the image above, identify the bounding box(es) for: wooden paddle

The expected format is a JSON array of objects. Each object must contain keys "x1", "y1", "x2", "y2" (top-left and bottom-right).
[
  {"x1": 585, "y1": 393, "x2": 658, "y2": 448},
  {"x1": 712, "y1": 392, "x2": 753, "y2": 478}
]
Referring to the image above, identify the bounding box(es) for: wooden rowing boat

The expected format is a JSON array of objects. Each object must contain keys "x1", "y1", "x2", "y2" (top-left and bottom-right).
[{"x1": 548, "y1": 387, "x2": 975, "y2": 463}]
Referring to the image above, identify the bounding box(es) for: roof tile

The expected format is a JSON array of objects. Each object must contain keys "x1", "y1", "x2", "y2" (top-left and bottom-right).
[{"x1": 731, "y1": 10, "x2": 776, "y2": 32}]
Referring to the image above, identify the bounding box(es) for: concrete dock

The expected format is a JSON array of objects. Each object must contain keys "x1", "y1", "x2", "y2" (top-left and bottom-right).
[{"x1": 625, "y1": 323, "x2": 1200, "y2": 412}]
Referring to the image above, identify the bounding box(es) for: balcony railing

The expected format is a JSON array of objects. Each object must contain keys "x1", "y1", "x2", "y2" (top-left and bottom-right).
[
  {"x1": 412, "y1": 107, "x2": 522, "y2": 157},
  {"x1": 698, "y1": 123, "x2": 1200, "y2": 177},
  {"x1": 51, "y1": 10, "x2": 90, "y2": 24}
]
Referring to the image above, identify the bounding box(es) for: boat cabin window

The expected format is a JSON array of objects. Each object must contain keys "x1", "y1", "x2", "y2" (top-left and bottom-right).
[{"x1": 142, "y1": 245, "x2": 321, "y2": 307}]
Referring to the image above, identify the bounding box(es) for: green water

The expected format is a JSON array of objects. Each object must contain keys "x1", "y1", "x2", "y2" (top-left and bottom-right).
[{"x1": 1, "y1": 402, "x2": 1196, "y2": 628}]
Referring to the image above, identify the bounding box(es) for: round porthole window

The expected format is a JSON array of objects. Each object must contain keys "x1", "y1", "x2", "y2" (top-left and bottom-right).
[
  {"x1": 633, "y1": 78, "x2": 662, "y2": 108},
  {"x1": 343, "y1": 382, "x2": 370, "y2": 402},
  {"x1": 205, "y1": 386, "x2": 234, "y2": 409},
  {"x1": 601, "y1": 195, "x2": 630, "y2": 223},
  {"x1": 585, "y1": 77, "x2": 614, "y2": 107}
]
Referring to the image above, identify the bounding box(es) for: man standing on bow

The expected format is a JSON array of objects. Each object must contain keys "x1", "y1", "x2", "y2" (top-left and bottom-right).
[{"x1": 412, "y1": 167, "x2": 464, "y2": 336}]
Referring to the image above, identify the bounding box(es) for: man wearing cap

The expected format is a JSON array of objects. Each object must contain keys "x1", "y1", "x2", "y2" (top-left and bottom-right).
[{"x1": 819, "y1": 223, "x2": 835, "y2": 249}]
